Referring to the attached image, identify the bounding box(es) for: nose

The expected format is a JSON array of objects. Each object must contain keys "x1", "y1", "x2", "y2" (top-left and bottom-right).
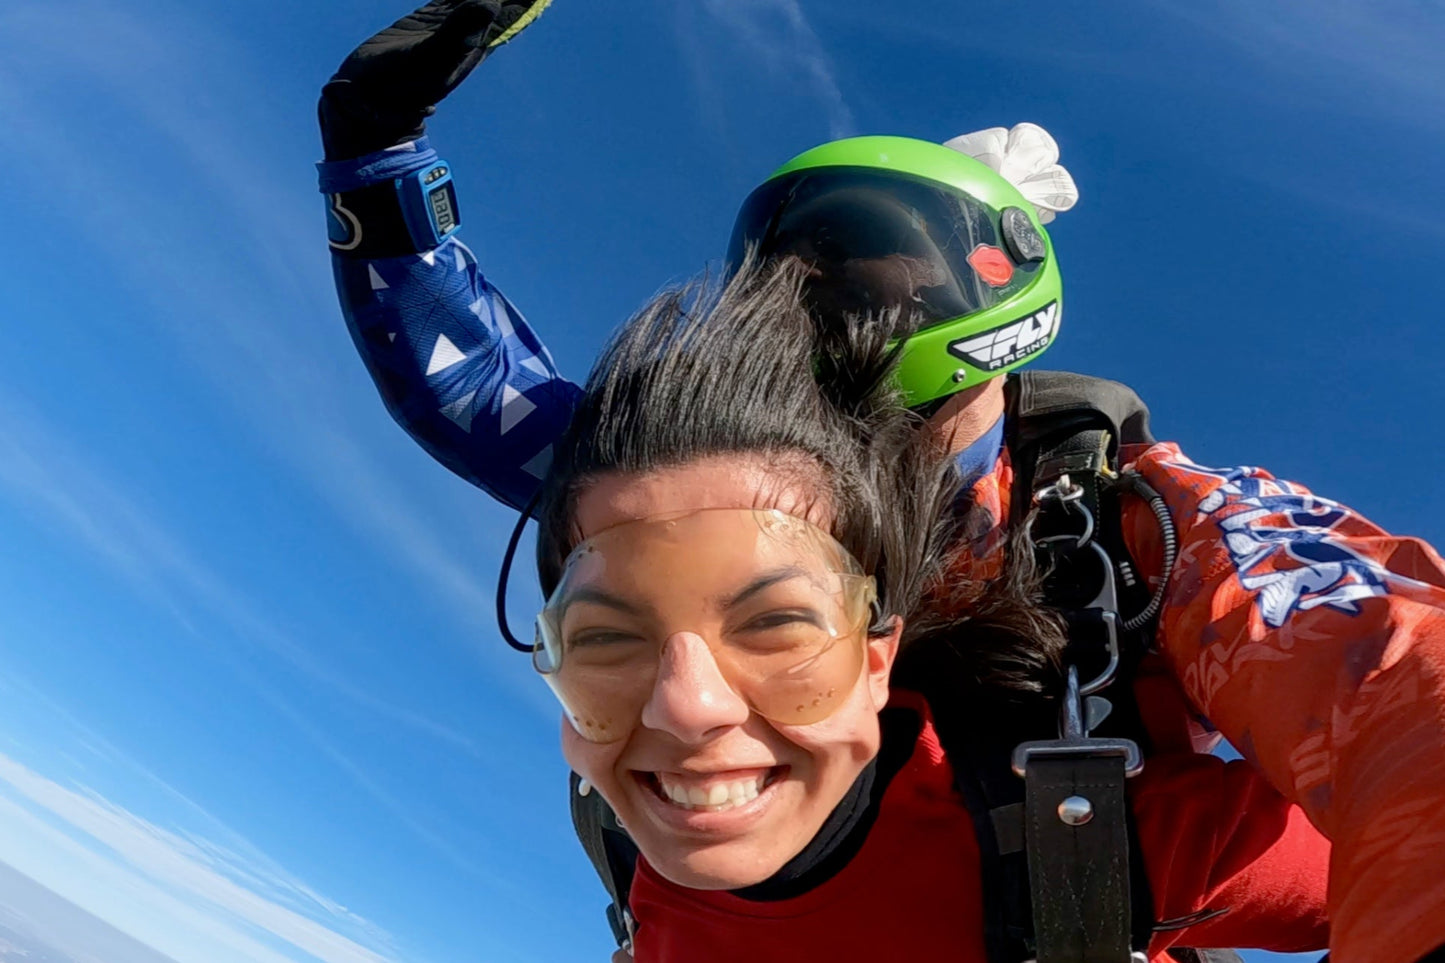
[{"x1": 639, "y1": 632, "x2": 751, "y2": 743}]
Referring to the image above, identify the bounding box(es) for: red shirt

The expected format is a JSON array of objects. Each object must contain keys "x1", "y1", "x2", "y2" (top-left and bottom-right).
[{"x1": 628, "y1": 693, "x2": 1328, "y2": 963}]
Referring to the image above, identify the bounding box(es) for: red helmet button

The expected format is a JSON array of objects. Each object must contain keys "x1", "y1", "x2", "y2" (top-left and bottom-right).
[{"x1": 967, "y1": 244, "x2": 1015, "y2": 287}]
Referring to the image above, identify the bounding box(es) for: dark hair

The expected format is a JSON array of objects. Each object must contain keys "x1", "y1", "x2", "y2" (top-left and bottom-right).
[
  {"x1": 534, "y1": 257, "x2": 952, "y2": 633},
  {"x1": 535, "y1": 257, "x2": 1066, "y2": 698}
]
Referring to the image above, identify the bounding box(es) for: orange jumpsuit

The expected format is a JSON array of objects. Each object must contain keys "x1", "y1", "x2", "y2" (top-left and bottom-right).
[{"x1": 964, "y1": 441, "x2": 1445, "y2": 963}]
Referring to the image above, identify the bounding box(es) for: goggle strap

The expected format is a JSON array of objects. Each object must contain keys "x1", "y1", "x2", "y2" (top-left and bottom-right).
[{"x1": 496, "y1": 491, "x2": 543, "y2": 654}]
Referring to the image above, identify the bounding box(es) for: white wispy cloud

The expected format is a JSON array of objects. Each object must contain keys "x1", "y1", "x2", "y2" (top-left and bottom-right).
[
  {"x1": 699, "y1": 0, "x2": 856, "y2": 139},
  {"x1": 0, "y1": 0, "x2": 525, "y2": 666},
  {"x1": 0, "y1": 749, "x2": 395, "y2": 963},
  {"x1": 1151, "y1": 0, "x2": 1445, "y2": 130},
  {"x1": 0, "y1": 3, "x2": 566, "y2": 956},
  {"x1": 0, "y1": 391, "x2": 484, "y2": 758},
  {"x1": 0, "y1": 389, "x2": 537, "y2": 894}
]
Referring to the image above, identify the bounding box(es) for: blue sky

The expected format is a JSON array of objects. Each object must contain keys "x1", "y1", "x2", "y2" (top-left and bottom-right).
[{"x1": 0, "y1": 0, "x2": 1441, "y2": 960}]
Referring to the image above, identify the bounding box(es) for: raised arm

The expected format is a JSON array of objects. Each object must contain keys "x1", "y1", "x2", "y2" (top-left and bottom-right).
[
  {"x1": 318, "y1": 0, "x2": 580, "y2": 510},
  {"x1": 1129, "y1": 442, "x2": 1445, "y2": 963}
]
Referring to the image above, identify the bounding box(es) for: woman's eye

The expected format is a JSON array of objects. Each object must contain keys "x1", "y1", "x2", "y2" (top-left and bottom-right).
[
  {"x1": 568, "y1": 629, "x2": 645, "y2": 649},
  {"x1": 741, "y1": 610, "x2": 825, "y2": 632}
]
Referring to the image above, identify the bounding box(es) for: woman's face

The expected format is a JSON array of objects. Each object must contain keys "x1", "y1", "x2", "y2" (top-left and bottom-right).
[{"x1": 556, "y1": 454, "x2": 900, "y2": 891}]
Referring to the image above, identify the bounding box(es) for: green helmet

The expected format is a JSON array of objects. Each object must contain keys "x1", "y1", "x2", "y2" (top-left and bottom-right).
[{"x1": 727, "y1": 135, "x2": 1063, "y2": 409}]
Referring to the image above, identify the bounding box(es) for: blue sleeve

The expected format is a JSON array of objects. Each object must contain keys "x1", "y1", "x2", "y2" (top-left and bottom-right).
[{"x1": 320, "y1": 141, "x2": 583, "y2": 512}]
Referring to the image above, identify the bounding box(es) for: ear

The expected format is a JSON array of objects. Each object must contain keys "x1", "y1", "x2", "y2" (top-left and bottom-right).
[{"x1": 865, "y1": 616, "x2": 904, "y2": 708}]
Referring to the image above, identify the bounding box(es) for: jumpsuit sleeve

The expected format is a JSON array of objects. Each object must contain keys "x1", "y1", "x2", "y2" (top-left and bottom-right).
[
  {"x1": 320, "y1": 140, "x2": 583, "y2": 511},
  {"x1": 1130, "y1": 752, "x2": 1329, "y2": 956},
  {"x1": 1128, "y1": 442, "x2": 1445, "y2": 963}
]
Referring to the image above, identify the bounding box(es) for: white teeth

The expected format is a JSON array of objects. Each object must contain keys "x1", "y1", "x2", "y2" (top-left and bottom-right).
[{"x1": 656, "y1": 773, "x2": 769, "y2": 812}]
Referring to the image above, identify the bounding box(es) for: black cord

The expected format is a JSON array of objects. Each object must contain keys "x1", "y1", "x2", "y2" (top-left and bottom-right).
[
  {"x1": 1118, "y1": 471, "x2": 1177, "y2": 633},
  {"x1": 496, "y1": 492, "x2": 542, "y2": 653}
]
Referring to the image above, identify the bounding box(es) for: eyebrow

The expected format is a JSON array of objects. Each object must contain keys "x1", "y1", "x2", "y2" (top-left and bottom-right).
[
  {"x1": 560, "y1": 587, "x2": 646, "y2": 616},
  {"x1": 720, "y1": 566, "x2": 812, "y2": 610},
  {"x1": 560, "y1": 567, "x2": 816, "y2": 617}
]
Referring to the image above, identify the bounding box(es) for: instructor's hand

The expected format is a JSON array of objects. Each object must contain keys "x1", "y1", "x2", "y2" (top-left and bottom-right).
[{"x1": 320, "y1": 0, "x2": 552, "y2": 159}]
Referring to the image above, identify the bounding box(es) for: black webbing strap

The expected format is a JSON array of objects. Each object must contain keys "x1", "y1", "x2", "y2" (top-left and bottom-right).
[
  {"x1": 1022, "y1": 753, "x2": 1135, "y2": 963},
  {"x1": 941, "y1": 713, "x2": 1044, "y2": 963},
  {"x1": 890, "y1": 629, "x2": 1053, "y2": 963},
  {"x1": 1004, "y1": 370, "x2": 1159, "y2": 963},
  {"x1": 1010, "y1": 662, "x2": 1150, "y2": 963},
  {"x1": 569, "y1": 772, "x2": 638, "y2": 949},
  {"x1": 1005, "y1": 370, "x2": 1156, "y2": 529},
  {"x1": 1169, "y1": 951, "x2": 1245, "y2": 963}
]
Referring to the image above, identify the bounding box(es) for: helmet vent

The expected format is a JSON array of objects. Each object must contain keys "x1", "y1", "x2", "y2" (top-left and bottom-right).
[{"x1": 1002, "y1": 207, "x2": 1046, "y2": 263}]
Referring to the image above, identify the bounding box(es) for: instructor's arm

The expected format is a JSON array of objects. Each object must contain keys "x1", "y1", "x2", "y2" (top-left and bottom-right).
[{"x1": 318, "y1": 0, "x2": 580, "y2": 510}]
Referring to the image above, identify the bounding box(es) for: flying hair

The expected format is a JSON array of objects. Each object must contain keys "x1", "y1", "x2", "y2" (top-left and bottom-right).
[
  {"x1": 534, "y1": 255, "x2": 952, "y2": 634},
  {"x1": 534, "y1": 254, "x2": 1068, "y2": 699}
]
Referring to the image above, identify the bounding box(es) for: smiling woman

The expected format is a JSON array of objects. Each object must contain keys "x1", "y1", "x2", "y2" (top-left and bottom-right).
[
  {"x1": 521, "y1": 258, "x2": 1331, "y2": 962},
  {"x1": 531, "y1": 260, "x2": 945, "y2": 894}
]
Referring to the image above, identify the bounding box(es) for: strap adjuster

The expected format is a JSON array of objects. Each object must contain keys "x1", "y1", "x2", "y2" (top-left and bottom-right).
[
  {"x1": 1012, "y1": 737, "x2": 1144, "y2": 779},
  {"x1": 1012, "y1": 664, "x2": 1144, "y2": 778}
]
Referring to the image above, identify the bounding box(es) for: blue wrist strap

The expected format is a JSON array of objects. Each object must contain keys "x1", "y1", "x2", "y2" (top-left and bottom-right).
[{"x1": 317, "y1": 137, "x2": 439, "y2": 193}]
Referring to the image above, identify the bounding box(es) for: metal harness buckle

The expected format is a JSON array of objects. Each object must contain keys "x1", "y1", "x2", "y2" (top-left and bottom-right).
[{"x1": 1016, "y1": 473, "x2": 1143, "y2": 776}]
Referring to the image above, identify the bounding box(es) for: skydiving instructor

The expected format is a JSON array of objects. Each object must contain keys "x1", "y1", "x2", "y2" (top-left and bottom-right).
[{"x1": 316, "y1": 3, "x2": 1445, "y2": 962}]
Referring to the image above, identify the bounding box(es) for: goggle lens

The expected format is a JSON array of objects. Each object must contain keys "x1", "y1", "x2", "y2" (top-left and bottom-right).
[{"x1": 534, "y1": 510, "x2": 877, "y2": 743}]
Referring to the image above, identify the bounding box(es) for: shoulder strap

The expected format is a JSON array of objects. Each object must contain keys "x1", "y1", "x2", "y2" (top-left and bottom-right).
[
  {"x1": 1005, "y1": 369, "x2": 1156, "y2": 454},
  {"x1": 569, "y1": 771, "x2": 640, "y2": 951},
  {"x1": 996, "y1": 370, "x2": 1238, "y2": 963},
  {"x1": 923, "y1": 681, "x2": 1052, "y2": 963},
  {"x1": 1005, "y1": 369, "x2": 1159, "y2": 702},
  {"x1": 1004, "y1": 369, "x2": 1155, "y2": 529},
  {"x1": 997, "y1": 371, "x2": 1158, "y2": 961}
]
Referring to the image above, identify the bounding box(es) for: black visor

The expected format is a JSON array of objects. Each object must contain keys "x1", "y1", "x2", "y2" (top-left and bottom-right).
[{"x1": 727, "y1": 167, "x2": 1040, "y2": 331}]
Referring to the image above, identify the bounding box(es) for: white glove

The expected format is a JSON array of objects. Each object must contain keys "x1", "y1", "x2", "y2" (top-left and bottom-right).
[{"x1": 943, "y1": 123, "x2": 1079, "y2": 224}]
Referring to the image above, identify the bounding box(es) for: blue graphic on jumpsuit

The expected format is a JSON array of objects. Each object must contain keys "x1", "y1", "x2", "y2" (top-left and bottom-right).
[{"x1": 1180, "y1": 463, "x2": 1391, "y2": 628}]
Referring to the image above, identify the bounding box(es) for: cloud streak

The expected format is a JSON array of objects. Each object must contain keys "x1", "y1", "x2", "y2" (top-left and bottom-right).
[
  {"x1": 0, "y1": 391, "x2": 484, "y2": 758},
  {"x1": 700, "y1": 0, "x2": 855, "y2": 139},
  {"x1": 1151, "y1": 0, "x2": 1445, "y2": 131},
  {"x1": 0, "y1": 386, "x2": 530, "y2": 900},
  {"x1": 0, "y1": 0, "x2": 522, "y2": 665},
  {"x1": 0, "y1": 750, "x2": 395, "y2": 963}
]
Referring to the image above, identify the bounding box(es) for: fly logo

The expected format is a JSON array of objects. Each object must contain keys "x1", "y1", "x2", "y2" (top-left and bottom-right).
[{"x1": 947, "y1": 301, "x2": 1060, "y2": 371}]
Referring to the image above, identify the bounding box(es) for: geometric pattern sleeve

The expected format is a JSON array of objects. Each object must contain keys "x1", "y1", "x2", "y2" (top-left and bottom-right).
[
  {"x1": 332, "y1": 239, "x2": 581, "y2": 511},
  {"x1": 321, "y1": 139, "x2": 582, "y2": 511}
]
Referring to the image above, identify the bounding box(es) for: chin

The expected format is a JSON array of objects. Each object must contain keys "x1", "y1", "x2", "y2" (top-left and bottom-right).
[{"x1": 642, "y1": 837, "x2": 791, "y2": 891}]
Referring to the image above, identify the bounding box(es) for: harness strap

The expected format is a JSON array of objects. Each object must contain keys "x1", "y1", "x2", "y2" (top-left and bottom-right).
[
  {"x1": 569, "y1": 772, "x2": 638, "y2": 949},
  {"x1": 932, "y1": 706, "x2": 1042, "y2": 963},
  {"x1": 1169, "y1": 950, "x2": 1246, "y2": 963},
  {"x1": 1022, "y1": 753, "x2": 1136, "y2": 963},
  {"x1": 1005, "y1": 371, "x2": 1160, "y2": 962}
]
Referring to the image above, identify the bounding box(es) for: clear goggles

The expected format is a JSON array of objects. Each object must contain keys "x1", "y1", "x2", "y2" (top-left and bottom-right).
[{"x1": 534, "y1": 509, "x2": 878, "y2": 744}]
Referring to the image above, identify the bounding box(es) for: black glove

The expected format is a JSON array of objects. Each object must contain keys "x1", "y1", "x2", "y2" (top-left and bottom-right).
[{"x1": 319, "y1": 0, "x2": 552, "y2": 160}]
